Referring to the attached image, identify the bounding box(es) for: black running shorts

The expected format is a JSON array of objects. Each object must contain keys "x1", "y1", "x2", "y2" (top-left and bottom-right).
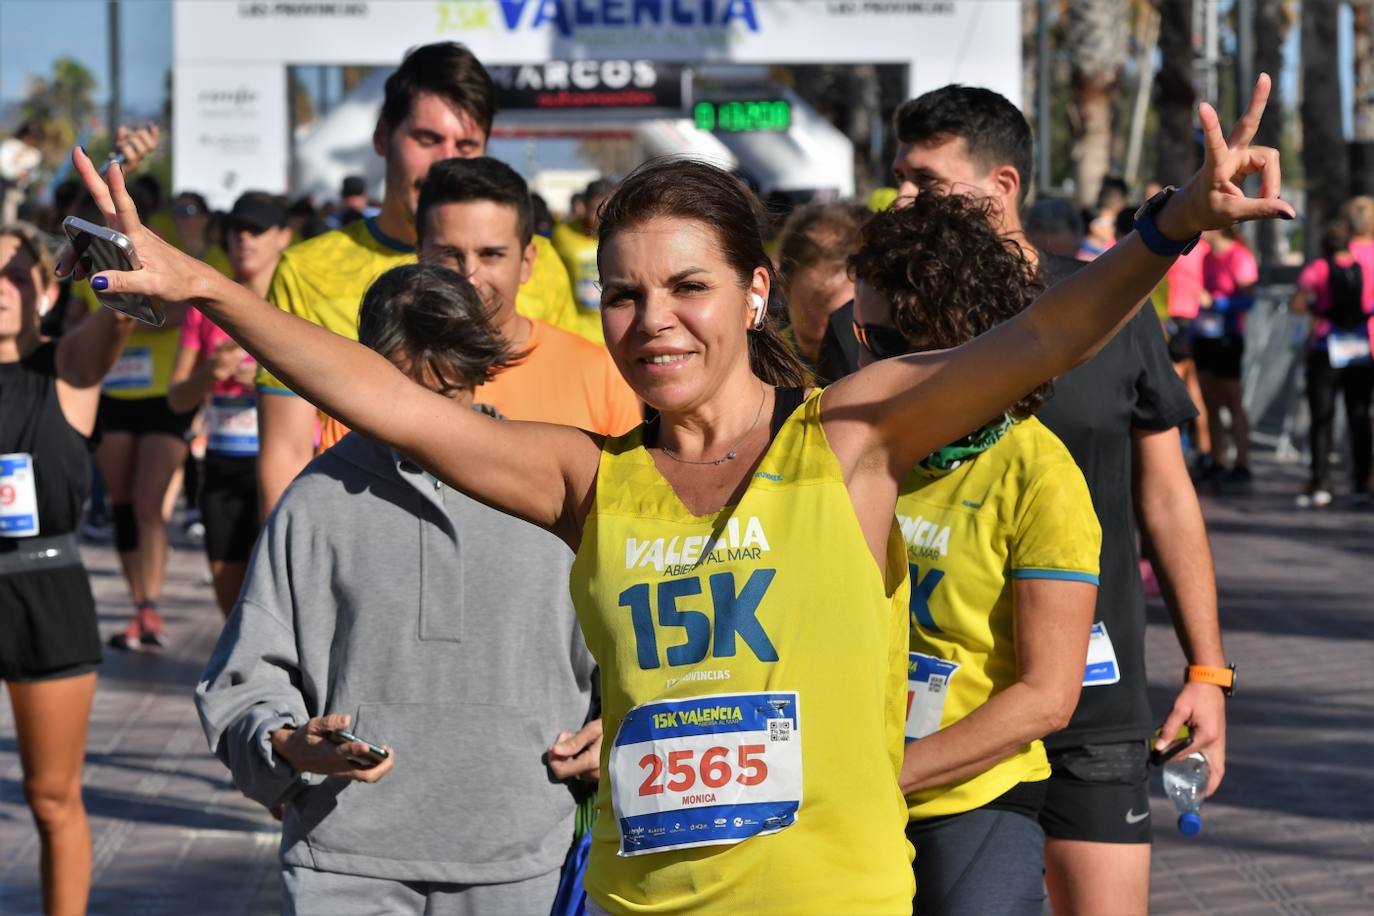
[
  {"x1": 1039, "y1": 741, "x2": 1153, "y2": 844},
  {"x1": 1192, "y1": 334, "x2": 1245, "y2": 380},
  {"x1": 1166, "y1": 318, "x2": 1193, "y2": 363},
  {"x1": 201, "y1": 453, "x2": 259, "y2": 563},
  {"x1": 99, "y1": 394, "x2": 196, "y2": 439}
]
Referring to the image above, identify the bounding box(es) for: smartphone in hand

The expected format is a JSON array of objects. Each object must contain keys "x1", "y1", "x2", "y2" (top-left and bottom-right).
[
  {"x1": 1149, "y1": 724, "x2": 1194, "y2": 767},
  {"x1": 61, "y1": 215, "x2": 163, "y2": 326},
  {"x1": 327, "y1": 728, "x2": 391, "y2": 768}
]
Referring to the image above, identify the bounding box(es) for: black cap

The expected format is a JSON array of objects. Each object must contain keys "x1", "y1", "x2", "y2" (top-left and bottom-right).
[
  {"x1": 341, "y1": 175, "x2": 367, "y2": 198},
  {"x1": 228, "y1": 192, "x2": 287, "y2": 231}
]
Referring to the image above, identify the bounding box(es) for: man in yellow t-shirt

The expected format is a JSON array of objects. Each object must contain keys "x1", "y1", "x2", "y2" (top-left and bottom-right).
[
  {"x1": 256, "y1": 42, "x2": 584, "y2": 514},
  {"x1": 417, "y1": 158, "x2": 640, "y2": 435}
]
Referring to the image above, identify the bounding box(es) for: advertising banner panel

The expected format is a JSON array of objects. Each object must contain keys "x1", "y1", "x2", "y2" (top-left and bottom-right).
[{"x1": 172, "y1": 65, "x2": 288, "y2": 209}]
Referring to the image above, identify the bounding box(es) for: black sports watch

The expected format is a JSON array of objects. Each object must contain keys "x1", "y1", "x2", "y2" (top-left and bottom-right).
[{"x1": 1134, "y1": 186, "x2": 1203, "y2": 257}]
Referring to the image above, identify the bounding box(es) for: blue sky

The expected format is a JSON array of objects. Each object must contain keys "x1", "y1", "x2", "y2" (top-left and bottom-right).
[{"x1": 0, "y1": 0, "x2": 171, "y2": 118}]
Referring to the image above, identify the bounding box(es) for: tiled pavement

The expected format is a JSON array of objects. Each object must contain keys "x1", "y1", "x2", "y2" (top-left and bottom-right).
[
  {"x1": 1144, "y1": 455, "x2": 1373, "y2": 915},
  {"x1": 1, "y1": 452, "x2": 1370, "y2": 915}
]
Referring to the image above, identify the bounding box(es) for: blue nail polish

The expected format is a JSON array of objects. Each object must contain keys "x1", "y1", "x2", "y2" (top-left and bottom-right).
[
  {"x1": 91, "y1": 276, "x2": 109, "y2": 291},
  {"x1": 1279, "y1": 212, "x2": 1295, "y2": 220}
]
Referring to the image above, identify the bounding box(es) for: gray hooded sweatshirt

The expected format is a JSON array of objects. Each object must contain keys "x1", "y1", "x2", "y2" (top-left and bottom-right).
[{"x1": 195, "y1": 432, "x2": 595, "y2": 885}]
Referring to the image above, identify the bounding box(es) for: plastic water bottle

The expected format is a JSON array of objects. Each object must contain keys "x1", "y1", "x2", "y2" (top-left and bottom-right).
[{"x1": 1162, "y1": 752, "x2": 1209, "y2": 836}]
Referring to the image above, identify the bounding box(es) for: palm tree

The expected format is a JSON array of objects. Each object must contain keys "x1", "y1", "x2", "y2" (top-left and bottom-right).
[
  {"x1": 1067, "y1": 0, "x2": 1131, "y2": 207},
  {"x1": 22, "y1": 56, "x2": 98, "y2": 126},
  {"x1": 1154, "y1": 0, "x2": 1196, "y2": 188},
  {"x1": 1302, "y1": 0, "x2": 1347, "y2": 258},
  {"x1": 19, "y1": 56, "x2": 98, "y2": 165},
  {"x1": 1354, "y1": 0, "x2": 1374, "y2": 143},
  {"x1": 1254, "y1": 0, "x2": 1295, "y2": 265}
]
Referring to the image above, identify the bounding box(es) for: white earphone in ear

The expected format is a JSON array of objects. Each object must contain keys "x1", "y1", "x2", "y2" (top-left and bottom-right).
[
  {"x1": 749, "y1": 293, "x2": 766, "y2": 330},
  {"x1": 37, "y1": 293, "x2": 51, "y2": 316}
]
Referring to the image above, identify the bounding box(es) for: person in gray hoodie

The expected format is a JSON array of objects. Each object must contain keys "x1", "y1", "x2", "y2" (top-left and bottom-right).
[{"x1": 195, "y1": 262, "x2": 597, "y2": 915}]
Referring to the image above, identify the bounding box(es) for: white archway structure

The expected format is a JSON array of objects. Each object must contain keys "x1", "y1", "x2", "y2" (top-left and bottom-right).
[{"x1": 173, "y1": 0, "x2": 1021, "y2": 207}]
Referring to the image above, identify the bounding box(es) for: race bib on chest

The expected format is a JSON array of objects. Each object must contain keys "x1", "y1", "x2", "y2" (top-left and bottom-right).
[
  {"x1": 1193, "y1": 310, "x2": 1227, "y2": 340},
  {"x1": 1083, "y1": 621, "x2": 1121, "y2": 686},
  {"x1": 905, "y1": 652, "x2": 959, "y2": 742},
  {"x1": 1327, "y1": 328, "x2": 1373, "y2": 369},
  {"x1": 206, "y1": 394, "x2": 259, "y2": 456},
  {"x1": 103, "y1": 347, "x2": 154, "y2": 391},
  {"x1": 610, "y1": 691, "x2": 802, "y2": 856},
  {"x1": 0, "y1": 453, "x2": 40, "y2": 537}
]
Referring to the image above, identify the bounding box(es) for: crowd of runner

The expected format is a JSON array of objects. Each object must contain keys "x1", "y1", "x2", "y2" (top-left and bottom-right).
[{"x1": 0, "y1": 38, "x2": 1363, "y2": 916}]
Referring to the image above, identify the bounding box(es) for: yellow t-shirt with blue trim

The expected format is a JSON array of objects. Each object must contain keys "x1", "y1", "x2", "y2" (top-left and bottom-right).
[
  {"x1": 256, "y1": 218, "x2": 589, "y2": 395},
  {"x1": 551, "y1": 221, "x2": 605, "y2": 344},
  {"x1": 570, "y1": 389, "x2": 913, "y2": 913},
  {"x1": 898, "y1": 417, "x2": 1101, "y2": 820}
]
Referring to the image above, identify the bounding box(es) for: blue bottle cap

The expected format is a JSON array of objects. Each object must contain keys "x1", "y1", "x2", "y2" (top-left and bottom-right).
[{"x1": 1178, "y1": 812, "x2": 1203, "y2": 836}]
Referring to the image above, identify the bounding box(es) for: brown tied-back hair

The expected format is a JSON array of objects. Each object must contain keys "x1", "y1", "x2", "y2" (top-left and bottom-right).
[
  {"x1": 597, "y1": 158, "x2": 811, "y2": 389},
  {"x1": 849, "y1": 193, "x2": 1051, "y2": 420},
  {"x1": 777, "y1": 201, "x2": 870, "y2": 289}
]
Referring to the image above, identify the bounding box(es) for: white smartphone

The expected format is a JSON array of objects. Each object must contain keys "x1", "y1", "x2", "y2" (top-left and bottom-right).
[{"x1": 61, "y1": 215, "x2": 162, "y2": 326}]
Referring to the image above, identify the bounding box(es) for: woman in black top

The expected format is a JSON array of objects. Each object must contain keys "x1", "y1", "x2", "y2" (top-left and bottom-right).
[{"x1": 1, "y1": 221, "x2": 133, "y2": 915}]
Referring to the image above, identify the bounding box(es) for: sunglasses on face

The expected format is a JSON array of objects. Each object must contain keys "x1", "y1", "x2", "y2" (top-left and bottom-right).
[
  {"x1": 852, "y1": 321, "x2": 910, "y2": 360},
  {"x1": 227, "y1": 220, "x2": 272, "y2": 237}
]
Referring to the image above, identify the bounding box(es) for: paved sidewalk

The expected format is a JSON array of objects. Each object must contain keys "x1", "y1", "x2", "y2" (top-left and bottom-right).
[
  {"x1": 1144, "y1": 456, "x2": 1374, "y2": 915},
  {"x1": 1, "y1": 452, "x2": 1371, "y2": 914},
  {"x1": 0, "y1": 529, "x2": 280, "y2": 916}
]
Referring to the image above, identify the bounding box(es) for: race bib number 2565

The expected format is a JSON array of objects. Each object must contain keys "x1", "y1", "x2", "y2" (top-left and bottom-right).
[{"x1": 610, "y1": 691, "x2": 802, "y2": 857}]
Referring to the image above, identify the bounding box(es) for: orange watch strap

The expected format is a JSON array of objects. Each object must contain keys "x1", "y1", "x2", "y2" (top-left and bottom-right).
[{"x1": 1186, "y1": 664, "x2": 1235, "y2": 692}]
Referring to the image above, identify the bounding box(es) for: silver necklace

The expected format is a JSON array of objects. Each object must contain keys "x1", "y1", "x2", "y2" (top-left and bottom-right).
[{"x1": 658, "y1": 386, "x2": 768, "y2": 466}]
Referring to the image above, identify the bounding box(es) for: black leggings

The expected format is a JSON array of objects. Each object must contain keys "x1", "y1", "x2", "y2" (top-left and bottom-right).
[{"x1": 1305, "y1": 351, "x2": 1374, "y2": 491}]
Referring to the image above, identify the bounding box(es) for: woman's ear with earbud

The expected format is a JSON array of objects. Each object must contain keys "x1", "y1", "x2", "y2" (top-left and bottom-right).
[{"x1": 750, "y1": 292, "x2": 766, "y2": 330}]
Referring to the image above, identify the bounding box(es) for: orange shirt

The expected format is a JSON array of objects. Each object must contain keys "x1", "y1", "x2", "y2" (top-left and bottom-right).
[
  {"x1": 475, "y1": 318, "x2": 641, "y2": 434},
  {"x1": 317, "y1": 318, "x2": 641, "y2": 451}
]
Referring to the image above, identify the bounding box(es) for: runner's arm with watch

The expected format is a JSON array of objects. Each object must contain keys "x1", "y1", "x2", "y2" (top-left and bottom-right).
[{"x1": 1134, "y1": 425, "x2": 1229, "y2": 797}]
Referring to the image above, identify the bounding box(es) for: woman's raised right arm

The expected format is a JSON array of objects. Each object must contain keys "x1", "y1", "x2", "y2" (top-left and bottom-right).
[{"x1": 62, "y1": 149, "x2": 601, "y2": 540}]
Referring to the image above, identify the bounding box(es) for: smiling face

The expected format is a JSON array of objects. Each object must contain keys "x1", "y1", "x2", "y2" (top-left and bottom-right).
[
  {"x1": 375, "y1": 92, "x2": 488, "y2": 224},
  {"x1": 598, "y1": 217, "x2": 766, "y2": 413},
  {"x1": 418, "y1": 199, "x2": 533, "y2": 327}
]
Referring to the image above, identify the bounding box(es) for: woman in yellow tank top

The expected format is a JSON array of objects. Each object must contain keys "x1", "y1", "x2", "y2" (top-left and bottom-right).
[{"x1": 64, "y1": 81, "x2": 1288, "y2": 914}]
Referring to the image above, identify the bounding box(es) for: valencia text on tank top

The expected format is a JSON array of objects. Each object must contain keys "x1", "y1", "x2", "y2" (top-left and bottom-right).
[{"x1": 570, "y1": 388, "x2": 914, "y2": 914}]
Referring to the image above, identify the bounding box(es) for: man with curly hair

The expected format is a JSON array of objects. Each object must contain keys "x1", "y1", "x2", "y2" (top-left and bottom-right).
[{"x1": 828, "y1": 85, "x2": 1230, "y2": 916}]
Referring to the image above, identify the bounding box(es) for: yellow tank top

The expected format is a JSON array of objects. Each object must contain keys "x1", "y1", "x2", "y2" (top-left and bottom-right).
[
  {"x1": 570, "y1": 389, "x2": 913, "y2": 914},
  {"x1": 102, "y1": 324, "x2": 182, "y2": 400},
  {"x1": 551, "y1": 221, "x2": 606, "y2": 344}
]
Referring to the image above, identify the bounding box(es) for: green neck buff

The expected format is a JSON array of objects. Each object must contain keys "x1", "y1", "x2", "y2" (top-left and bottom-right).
[{"x1": 921, "y1": 414, "x2": 1013, "y2": 473}]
